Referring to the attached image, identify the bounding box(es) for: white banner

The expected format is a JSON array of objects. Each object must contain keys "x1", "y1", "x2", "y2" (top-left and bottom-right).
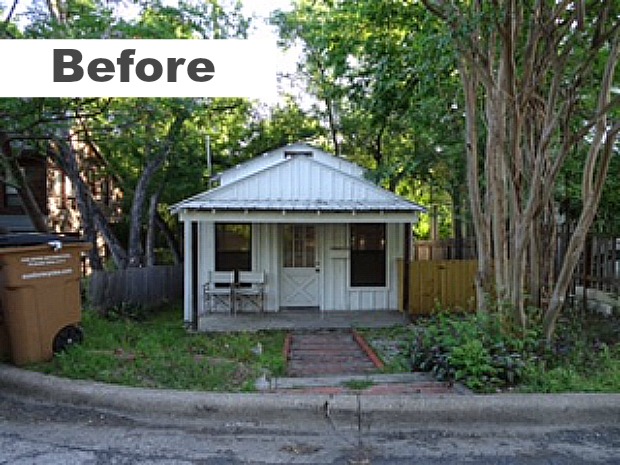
[{"x1": 0, "y1": 39, "x2": 277, "y2": 98}]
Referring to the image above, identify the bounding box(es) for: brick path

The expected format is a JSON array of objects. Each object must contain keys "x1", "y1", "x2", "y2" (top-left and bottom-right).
[
  {"x1": 286, "y1": 330, "x2": 378, "y2": 377},
  {"x1": 277, "y1": 329, "x2": 461, "y2": 395}
]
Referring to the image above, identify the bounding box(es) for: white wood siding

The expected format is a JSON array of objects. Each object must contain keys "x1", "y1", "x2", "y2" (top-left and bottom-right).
[
  {"x1": 219, "y1": 143, "x2": 364, "y2": 186},
  {"x1": 193, "y1": 221, "x2": 404, "y2": 316},
  {"x1": 255, "y1": 223, "x2": 280, "y2": 311},
  {"x1": 319, "y1": 223, "x2": 403, "y2": 311}
]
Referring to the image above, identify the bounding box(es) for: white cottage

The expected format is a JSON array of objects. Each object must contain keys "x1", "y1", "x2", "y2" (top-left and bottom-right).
[{"x1": 172, "y1": 143, "x2": 425, "y2": 327}]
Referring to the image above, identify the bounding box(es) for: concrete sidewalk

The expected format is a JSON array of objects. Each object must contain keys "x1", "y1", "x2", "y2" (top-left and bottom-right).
[{"x1": 1, "y1": 363, "x2": 619, "y2": 429}]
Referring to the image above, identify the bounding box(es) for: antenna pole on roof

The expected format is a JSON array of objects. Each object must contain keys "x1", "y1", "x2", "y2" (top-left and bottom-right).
[{"x1": 206, "y1": 135, "x2": 212, "y2": 175}]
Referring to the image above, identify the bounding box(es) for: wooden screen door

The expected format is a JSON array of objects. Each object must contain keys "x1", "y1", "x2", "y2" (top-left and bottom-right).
[{"x1": 280, "y1": 225, "x2": 320, "y2": 309}]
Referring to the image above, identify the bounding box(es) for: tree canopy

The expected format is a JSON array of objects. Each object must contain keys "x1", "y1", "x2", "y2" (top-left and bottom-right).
[
  {"x1": 0, "y1": 0, "x2": 324, "y2": 269},
  {"x1": 274, "y1": 0, "x2": 619, "y2": 340}
]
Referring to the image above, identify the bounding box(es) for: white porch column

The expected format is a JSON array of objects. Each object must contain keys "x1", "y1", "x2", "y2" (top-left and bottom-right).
[{"x1": 183, "y1": 219, "x2": 193, "y2": 326}]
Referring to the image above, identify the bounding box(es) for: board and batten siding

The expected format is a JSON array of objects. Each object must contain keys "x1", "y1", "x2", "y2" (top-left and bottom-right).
[
  {"x1": 195, "y1": 222, "x2": 404, "y2": 313},
  {"x1": 321, "y1": 223, "x2": 403, "y2": 311}
]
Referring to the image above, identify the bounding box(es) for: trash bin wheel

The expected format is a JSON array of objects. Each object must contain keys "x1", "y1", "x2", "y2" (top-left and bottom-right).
[{"x1": 53, "y1": 325, "x2": 84, "y2": 353}]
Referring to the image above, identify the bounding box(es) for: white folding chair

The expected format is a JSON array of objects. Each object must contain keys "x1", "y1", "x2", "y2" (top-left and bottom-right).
[
  {"x1": 203, "y1": 271, "x2": 236, "y2": 314},
  {"x1": 235, "y1": 271, "x2": 265, "y2": 314}
]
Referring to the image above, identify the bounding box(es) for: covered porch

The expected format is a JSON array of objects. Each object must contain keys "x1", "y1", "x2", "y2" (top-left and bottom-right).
[
  {"x1": 196, "y1": 309, "x2": 409, "y2": 332},
  {"x1": 172, "y1": 143, "x2": 425, "y2": 331}
]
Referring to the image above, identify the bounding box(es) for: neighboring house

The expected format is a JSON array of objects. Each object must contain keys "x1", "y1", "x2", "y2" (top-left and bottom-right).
[
  {"x1": 0, "y1": 144, "x2": 122, "y2": 235},
  {"x1": 172, "y1": 142, "x2": 425, "y2": 326},
  {"x1": 0, "y1": 151, "x2": 48, "y2": 233}
]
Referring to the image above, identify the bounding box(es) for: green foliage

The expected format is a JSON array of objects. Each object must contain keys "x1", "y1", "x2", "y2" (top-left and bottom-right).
[
  {"x1": 274, "y1": 0, "x2": 468, "y2": 236},
  {"x1": 29, "y1": 305, "x2": 286, "y2": 391},
  {"x1": 521, "y1": 345, "x2": 620, "y2": 393},
  {"x1": 410, "y1": 312, "x2": 542, "y2": 392},
  {"x1": 342, "y1": 379, "x2": 375, "y2": 391},
  {"x1": 357, "y1": 325, "x2": 416, "y2": 373},
  {"x1": 520, "y1": 308, "x2": 620, "y2": 393}
]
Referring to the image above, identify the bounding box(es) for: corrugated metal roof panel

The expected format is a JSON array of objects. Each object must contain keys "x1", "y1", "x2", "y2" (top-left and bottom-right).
[
  {"x1": 183, "y1": 199, "x2": 420, "y2": 211},
  {"x1": 172, "y1": 146, "x2": 425, "y2": 215},
  {"x1": 218, "y1": 142, "x2": 365, "y2": 186}
]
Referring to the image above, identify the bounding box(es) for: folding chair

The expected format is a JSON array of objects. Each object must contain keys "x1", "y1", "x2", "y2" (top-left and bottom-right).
[
  {"x1": 235, "y1": 271, "x2": 265, "y2": 313},
  {"x1": 203, "y1": 271, "x2": 236, "y2": 314}
]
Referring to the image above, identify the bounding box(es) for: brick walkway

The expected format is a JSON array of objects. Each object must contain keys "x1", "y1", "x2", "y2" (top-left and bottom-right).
[
  {"x1": 286, "y1": 330, "x2": 378, "y2": 377},
  {"x1": 274, "y1": 329, "x2": 462, "y2": 395}
]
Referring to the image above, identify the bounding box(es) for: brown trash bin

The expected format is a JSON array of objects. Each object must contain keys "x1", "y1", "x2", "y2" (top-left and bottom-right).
[
  {"x1": 0, "y1": 304, "x2": 9, "y2": 361},
  {"x1": 0, "y1": 235, "x2": 90, "y2": 366}
]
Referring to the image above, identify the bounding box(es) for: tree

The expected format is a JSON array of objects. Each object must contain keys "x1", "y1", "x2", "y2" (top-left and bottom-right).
[
  {"x1": 423, "y1": 0, "x2": 619, "y2": 340},
  {"x1": 0, "y1": 0, "x2": 253, "y2": 269},
  {"x1": 274, "y1": 0, "x2": 468, "y2": 238}
]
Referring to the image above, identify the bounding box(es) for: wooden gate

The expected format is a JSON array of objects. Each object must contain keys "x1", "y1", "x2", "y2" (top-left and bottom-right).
[{"x1": 400, "y1": 260, "x2": 477, "y2": 315}]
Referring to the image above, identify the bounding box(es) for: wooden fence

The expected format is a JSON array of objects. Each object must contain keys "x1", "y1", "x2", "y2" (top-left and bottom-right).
[
  {"x1": 572, "y1": 235, "x2": 620, "y2": 295},
  {"x1": 413, "y1": 238, "x2": 476, "y2": 261},
  {"x1": 399, "y1": 259, "x2": 478, "y2": 315},
  {"x1": 88, "y1": 265, "x2": 183, "y2": 311}
]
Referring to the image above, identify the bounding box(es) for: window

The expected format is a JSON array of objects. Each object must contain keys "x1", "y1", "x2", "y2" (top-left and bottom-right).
[
  {"x1": 350, "y1": 224, "x2": 386, "y2": 287},
  {"x1": 215, "y1": 224, "x2": 251, "y2": 272},
  {"x1": 283, "y1": 225, "x2": 315, "y2": 268}
]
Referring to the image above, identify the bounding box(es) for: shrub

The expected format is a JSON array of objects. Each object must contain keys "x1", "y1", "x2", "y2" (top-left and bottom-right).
[{"x1": 410, "y1": 312, "x2": 541, "y2": 392}]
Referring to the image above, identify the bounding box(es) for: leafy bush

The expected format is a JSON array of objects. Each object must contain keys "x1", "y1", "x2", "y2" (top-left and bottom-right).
[
  {"x1": 410, "y1": 312, "x2": 541, "y2": 392},
  {"x1": 520, "y1": 308, "x2": 620, "y2": 393}
]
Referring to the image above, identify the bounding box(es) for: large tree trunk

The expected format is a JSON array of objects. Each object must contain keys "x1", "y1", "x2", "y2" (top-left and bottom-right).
[
  {"x1": 425, "y1": 0, "x2": 619, "y2": 340},
  {"x1": 145, "y1": 191, "x2": 160, "y2": 267},
  {"x1": 154, "y1": 211, "x2": 182, "y2": 264},
  {"x1": 50, "y1": 138, "x2": 128, "y2": 269},
  {"x1": 543, "y1": 36, "x2": 620, "y2": 339},
  {"x1": 127, "y1": 114, "x2": 187, "y2": 267}
]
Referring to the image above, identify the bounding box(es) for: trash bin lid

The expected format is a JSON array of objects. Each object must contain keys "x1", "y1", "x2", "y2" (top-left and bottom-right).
[{"x1": 0, "y1": 233, "x2": 82, "y2": 248}]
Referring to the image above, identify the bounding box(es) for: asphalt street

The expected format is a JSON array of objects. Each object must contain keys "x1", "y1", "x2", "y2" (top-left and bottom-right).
[{"x1": 1, "y1": 392, "x2": 619, "y2": 464}]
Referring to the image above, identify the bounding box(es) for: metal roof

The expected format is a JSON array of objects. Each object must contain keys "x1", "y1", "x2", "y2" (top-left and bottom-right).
[{"x1": 172, "y1": 148, "x2": 425, "y2": 216}]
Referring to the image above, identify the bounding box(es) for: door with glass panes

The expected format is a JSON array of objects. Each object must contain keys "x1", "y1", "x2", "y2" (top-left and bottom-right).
[{"x1": 280, "y1": 225, "x2": 319, "y2": 309}]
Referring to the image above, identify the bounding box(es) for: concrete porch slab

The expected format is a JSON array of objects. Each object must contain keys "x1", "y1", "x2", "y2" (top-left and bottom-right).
[{"x1": 197, "y1": 309, "x2": 409, "y2": 332}]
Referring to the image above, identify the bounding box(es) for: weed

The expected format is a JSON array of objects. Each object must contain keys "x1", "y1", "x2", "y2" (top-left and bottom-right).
[
  {"x1": 343, "y1": 379, "x2": 375, "y2": 391},
  {"x1": 28, "y1": 305, "x2": 286, "y2": 392}
]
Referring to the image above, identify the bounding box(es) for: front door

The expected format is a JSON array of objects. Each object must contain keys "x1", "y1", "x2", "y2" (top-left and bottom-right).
[{"x1": 281, "y1": 225, "x2": 320, "y2": 309}]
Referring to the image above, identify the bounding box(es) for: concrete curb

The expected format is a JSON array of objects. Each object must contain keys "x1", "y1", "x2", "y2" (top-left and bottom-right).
[{"x1": 1, "y1": 363, "x2": 619, "y2": 428}]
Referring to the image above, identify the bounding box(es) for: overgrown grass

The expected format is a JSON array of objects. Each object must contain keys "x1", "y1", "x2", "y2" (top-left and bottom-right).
[
  {"x1": 357, "y1": 326, "x2": 415, "y2": 373},
  {"x1": 362, "y1": 309, "x2": 620, "y2": 394},
  {"x1": 24, "y1": 302, "x2": 620, "y2": 394},
  {"x1": 28, "y1": 305, "x2": 286, "y2": 392},
  {"x1": 519, "y1": 307, "x2": 620, "y2": 393}
]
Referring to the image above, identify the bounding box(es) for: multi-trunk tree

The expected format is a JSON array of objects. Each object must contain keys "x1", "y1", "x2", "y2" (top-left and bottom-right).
[{"x1": 423, "y1": 0, "x2": 619, "y2": 339}]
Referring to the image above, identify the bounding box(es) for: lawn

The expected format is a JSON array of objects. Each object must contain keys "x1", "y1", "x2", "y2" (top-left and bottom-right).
[
  {"x1": 25, "y1": 304, "x2": 620, "y2": 394},
  {"x1": 29, "y1": 305, "x2": 287, "y2": 392}
]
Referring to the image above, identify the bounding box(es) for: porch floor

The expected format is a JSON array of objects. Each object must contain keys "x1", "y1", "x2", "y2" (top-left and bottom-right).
[{"x1": 197, "y1": 309, "x2": 409, "y2": 332}]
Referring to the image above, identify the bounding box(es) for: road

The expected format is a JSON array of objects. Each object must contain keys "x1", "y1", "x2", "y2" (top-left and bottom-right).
[{"x1": 1, "y1": 393, "x2": 618, "y2": 464}]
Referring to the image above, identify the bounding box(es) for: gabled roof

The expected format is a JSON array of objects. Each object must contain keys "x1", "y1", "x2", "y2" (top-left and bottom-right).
[
  {"x1": 217, "y1": 142, "x2": 364, "y2": 186},
  {"x1": 173, "y1": 148, "x2": 424, "y2": 215}
]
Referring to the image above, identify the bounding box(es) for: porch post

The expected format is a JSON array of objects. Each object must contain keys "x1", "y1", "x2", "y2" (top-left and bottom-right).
[
  {"x1": 191, "y1": 222, "x2": 199, "y2": 330},
  {"x1": 402, "y1": 222, "x2": 411, "y2": 315},
  {"x1": 183, "y1": 219, "x2": 198, "y2": 330}
]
